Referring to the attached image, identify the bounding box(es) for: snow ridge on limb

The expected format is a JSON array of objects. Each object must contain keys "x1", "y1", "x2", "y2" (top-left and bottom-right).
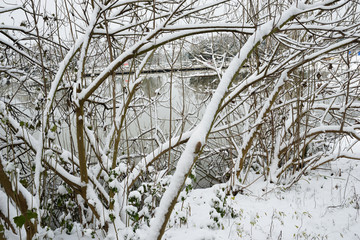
[
  {"x1": 31, "y1": 5, "x2": 103, "y2": 226},
  {"x1": 0, "y1": 102, "x2": 82, "y2": 190},
  {"x1": 43, "y1": 4, "x2": 102, "y2": 133},
  {"x1": 213, "y1": 35, "x2": 359, "y2": 146},
  {"x1": 146, "y1": 0, "x2": 338, "y2": 238},
  {"x1": 71, "y1": 6, "x2": 102, "y2": 191},
  {"x1": 0, "y1": 4, "x2": 22, "y2": 14},
  {"x1": 0, "y1": 155, "x2": 37, "y2": 237},
  {"x1": 0, "y1": 190, "x2": 17, "y2": 234},
  {"x1": 2, "y1": 99, "x2": 111, "y2": 226},
  {"x1": 231, "y1": 71, "x2": 288, "y2": 189},
  {"x1": 78, "y1": 0, "x2": 249, "y2": 102},
  {"x1": 73, "y1": 5, "x2": 101, "y2": 106},
  {"x1": 77, "y1": 2, "x2": 187, "y2": 101},
  {"x1": 274, "y1": 125, "x2": 360, "y2": 178},
  {"x1": 0, "y1": 38, "x2": 44, "y2": 68},
  {"x1": 220, "y1": 37, "x2": 359, "y2": 185}
]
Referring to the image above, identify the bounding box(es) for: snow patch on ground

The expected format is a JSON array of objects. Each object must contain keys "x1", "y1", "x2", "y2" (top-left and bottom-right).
[
  {"x1": 163, "y1": 158, "x2": 360, "y2": 240},
  {"x1": 20, "y1": 158, "x2": 359, "y2": 240}
]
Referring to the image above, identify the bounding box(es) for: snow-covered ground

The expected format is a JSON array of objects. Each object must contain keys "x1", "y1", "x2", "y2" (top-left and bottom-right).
[
  {"x1": 162, "y1": 158, "x2": 360, "y2": 240},
  {"x1": 24, "y1": 157, "x2": 358, "y2": 240}
]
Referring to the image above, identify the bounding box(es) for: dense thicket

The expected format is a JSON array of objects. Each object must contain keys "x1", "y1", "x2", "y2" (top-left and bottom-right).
[{"x1": 0, "y1": 0, "x2": 360, "y2": 239}]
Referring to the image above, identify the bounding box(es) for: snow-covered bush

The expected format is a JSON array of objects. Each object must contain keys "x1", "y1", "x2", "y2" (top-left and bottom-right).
[
  {"x1": 208, "y1": 187, "x2": 238, "y2": 229},
  {"x1": 125, "y1": 174, "x2": 172, "y2": 231},
  {"x1": 170, "y1": 170, "x2": 196, "y2": 228}
]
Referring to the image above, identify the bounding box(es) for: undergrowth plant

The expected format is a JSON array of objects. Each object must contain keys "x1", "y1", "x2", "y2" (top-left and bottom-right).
[
  {"x1": 126, "y1": 174, "x2": 172, "y2": 231},
  {"x1": 208, "y1": 187, "x2": 238, "y2": 229}
]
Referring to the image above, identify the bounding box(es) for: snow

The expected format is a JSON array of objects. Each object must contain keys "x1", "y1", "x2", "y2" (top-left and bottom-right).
[
  {"x1": 42, "y1": 157, "x2": 360, "y2": 240},
  {"x1": 146, "y1": 2, "x2": 315, "y2": 237},
  {"x1": 129, "y1": 190, "x2": 142, "y2": 201},
  {"x1": 0, "y1": 37, "x2": 43, "y2": 68},
  {"x1": 2, "y1": 0, "x2": 360, "y2": 239},
  {"x1": 160, "y1": 158, "x2": 360, "y2": 240},
  {"x1": 57, "y1": 185, "x2": 68, "y2": 195},
  {"x1": 0, "y1": 4, "x2": 22, "y2": 14},
  {"x1": 74, "y1": 5, "x2": 101, "y2": 103},
  {"x1": 4, "y1": 161, "x2": 15, "y2": 172},
  {"x1": 185, "y1": 178, "x2": 192, "y2": 186},
  {"x1": 47, "y1": 155, "x2": 82, "y2": 187},
  {"x1": 163, "y1": 23, "x2": 254, "y2": 34},
  {"x1": 126, "y1": 205, "x2": 138, "y2": 215},
  {"x1": 85, "y1": 183, "x2": 108, "y2": 226},
  {"x1": 118, "y1": 162, "x2": 127, "y2": 173},
  {"x1": 0, "y1": 190, "x2": 18, "y2": 234},
  {"x1": 233, "y1": 71, "x2": 287, "y2": 181},
  {"x1": 120, "y1": 129, "x2": 194, "y2": 192},
  {"x1": 145, "y1": 196, "x2": 153, "y2": 205}
]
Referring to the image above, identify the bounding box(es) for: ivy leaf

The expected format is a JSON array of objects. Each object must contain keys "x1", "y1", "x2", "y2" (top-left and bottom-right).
[
  {"x1": 50, "y1": 125, "x2": 57, "y2": 132},
  {"x1": 13, "y1": 210, "x2": 37, "y2": 228},
  {"x1": 13, "y1": 215, "x2": 26, "y2": 228},
  {"x1": 26, "y1": 210, "x2": 38, "y2": 220},
  {"x1": 109, "y1": 213, "x2": 115, "y2": 222}
]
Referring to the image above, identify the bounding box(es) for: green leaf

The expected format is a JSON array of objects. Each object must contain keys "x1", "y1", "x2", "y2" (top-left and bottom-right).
[
  {"x1": 13, "y1": 210, "x2": 37, "y2": 228},
  {"x1": 26, "y1": 210, "x2": 38, "y2": 220},
  {"x1": 20, "y1": 179, "x2": 28, "y2": 188},
  {"x1": 13, "y1": 215, "x2": 26, "y2": 228},
  {"x1": 109, "y1": 213, "x2": 115, "y2": 222},
  {"x1": 50, "y1": 125, "x2": 57, "y2": 132}
]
